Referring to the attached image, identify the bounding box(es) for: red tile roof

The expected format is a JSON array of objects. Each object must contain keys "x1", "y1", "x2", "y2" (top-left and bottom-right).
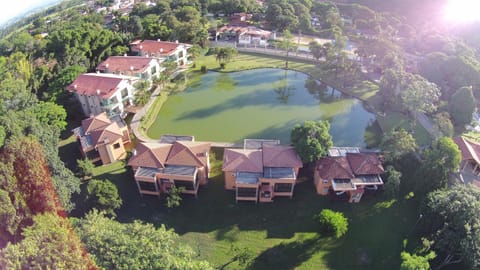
[
  {"x1": 453, "y1": 136, "x2": 480, "y2": 165},
  {"x1": 81, "y1": 112, "x2": 111, "y2": 134},
  {"x1": 346, "y1": 153, "x2": 384, "y2": 175},
  {"x1": 316, "y1": 157, "x2": 354, "y2": 179},
  {"x1": 263, "y1": 145, "x2": 303, "y2": 168},
  {"x1": 166, "y1": 141, "x2": 211, "y2": 167},
  {"x1": 222, "y1": 148, "x2": 264, "y2": 173},
  {"x1": 96, "y1": 56, "x2": 155, "y2": 74},
  {"x1": 66, "y1": 73, "x2": 137, "y2": 99},
  {"x1": 128, "y1": 143, "x2": 170, "y2": 169},
  {"x1": 130, "y1": 40, "x2": 182, "y2": 56},
  {"x1": 128, "y1": 141, "x2": 211, "y2": 169},
  {"x1": 88, "y1": 123, "x2": 123, "y2": 147}
]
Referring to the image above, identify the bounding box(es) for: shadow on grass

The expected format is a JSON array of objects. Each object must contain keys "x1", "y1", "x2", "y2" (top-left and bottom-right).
[{"x1": 248, "y1": 235, "x2": 323, "y2": 270}]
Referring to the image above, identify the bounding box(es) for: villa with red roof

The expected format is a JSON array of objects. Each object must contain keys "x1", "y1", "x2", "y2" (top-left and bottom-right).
[
  {"x1": 130, "y1": 40, "x2": 191, "y2": 68},
  {"x1": 67, "y1": 73, "x2": 139, "y2": 117},
  {"x1": 96, "y1": 56, "x2": 165, "y2": 81},
  {"x1": 314, "y1": 148, "x2": 384, "y2": 203},
  {"x1": 453, "y1": 136, "x2": 480, "y2": 176},
  {"x1": 72, "y1": 113, "x2": 131, "y2": 165},
  {"x1": 128, "y1": 137, "x2": 211, "y2": 197},
  {"x1": 222, "y1": 140, "x2": 303, "y2": 203}
]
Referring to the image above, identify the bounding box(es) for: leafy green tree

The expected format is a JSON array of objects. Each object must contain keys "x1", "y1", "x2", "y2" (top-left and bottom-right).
[
  {"x1": 0, "y1": 213, "x2": 95, "y2": 270},
  {"x1": 415, "y1": 137, "x2": 461, "y2": 195},
  {"x1": 265, "y1": 0, "x2": 299, "y2": 31},
  {"x1": 86, "y1": 179, "x2": 122, "y2": 217},
  {"x1": 449, "y1": 86, "x2": 476, "y2": 126},
  {"x1": 215, "y1": 47, "x2": 238, "y2": 68},
  {"x1": 315, "y1": 209, "x2": 348, "y2": 238},
  {"x1": 74, "y1": 210, "x2": 213, "y2": 270},
  {"x1": 433, "y1": 112, "x2": 454, "y2": 137},
  {"x1": 218, "y1": 245, "x2": 254, "y2": 270},
  {"x1": 380, "y1": 129, "x2": 417, "y2": 162},
  {"x1": 34, "y1": 102, "x2": 67, "y2": 131},
  {"x1": 77, "y1": 159, "x2": 95, "y2": 179},
  {"x1": 401, "y1": 74, "x2": 441, "y2": 128},
  {"x1": 165, "y1": 185, "x2": 185, "y2": 208},
  {"x1": 133, "y1": 80, "x2": 151, "y2": 106},
  {"x1": 291, "y1": 120, "x2": 333, "y2": 164},
  {"x1": 400, "y1": 251, "x2": 435, "y2": 270},
  {"x1": 384, "y1": 166, "x2": 402, "y2": 198},
  {"x1": 278, "y1": 29, "x2": 295, "y2": 68},
  {"x1": 309, "y1": 40, "x2": 324, "y2": 61},
  {"x1": 421, "y1": 185, "x2": 480, "y2": 270}
]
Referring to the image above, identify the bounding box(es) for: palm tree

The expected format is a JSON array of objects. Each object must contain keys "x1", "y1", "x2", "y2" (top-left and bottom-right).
[{"x1": 278, "y1": 29, "x2": 295, "y2": 68}]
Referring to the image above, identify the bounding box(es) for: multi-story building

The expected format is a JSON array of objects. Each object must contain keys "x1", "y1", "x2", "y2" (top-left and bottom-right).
[
  {"x1": 130, "y1": 39, "x2": 191, "y2": 68},
  {"x1": 96, "y1": 55, "x2": 165, "y2": 81},
  {"x1": 67, "y1": 73, "x2": 139, "y2": 117}
]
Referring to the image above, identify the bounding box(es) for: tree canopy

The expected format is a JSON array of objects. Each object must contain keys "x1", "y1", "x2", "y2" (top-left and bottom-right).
[
  {"x1": 449, "y1": 86, "x2": 476, "y2": 127},
  {"x1": 380, "y1": 129, "x2": 417, "y2": 162},
  {"x1": 291, "y1": 120, "x2": 333, "y2": 164},
  {"x1": 74, "y1": 210, "x2": 213, "y2": 270}
]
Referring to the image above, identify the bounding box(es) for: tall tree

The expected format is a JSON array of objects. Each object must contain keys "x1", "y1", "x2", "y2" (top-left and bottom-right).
[
  {"x1": 421, "y1": 185, "x2": 480, "y2": 270},
  {"x1": 85, "y1": 180, "x2": 122, "y2": 217},
  {"x1": 74, "y1": 210, "x2": 213, "y2": 270},
  {"x1": 278, "y1": 29, "x2": 295, "y2": 69},
  {"x1": 0, "y1": 213, "x2": 96, "y2": 270},
  {"x1": 449, "y1": 86, "x2": 476, "y2": 127},
  {"x1": 380, "y1": 129, "x2": 417, "y2": 162},
  {"x1": 415, "y1": 137, "x2": 461, "y2": 195},
  {"x1": 291, "y1": 120, "x2": 333, "y2": 164},
  {"x1": 401, "y1": 74, "x2": 440, "y2": 129}
]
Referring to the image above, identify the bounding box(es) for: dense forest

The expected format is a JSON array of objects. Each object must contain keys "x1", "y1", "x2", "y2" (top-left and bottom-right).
[{"x1": 1, "y1": 0, "x2": 480, "y2": 269}]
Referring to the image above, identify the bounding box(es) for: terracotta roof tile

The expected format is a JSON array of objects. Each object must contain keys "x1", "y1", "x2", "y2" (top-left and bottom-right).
[
  {"x1": 166, "y1": 141, "x2": 211, "y2": 167},
  {"x1": 81, "y1": 112, "x2": 111, "y2": 133},
  {"x1": 128, "y1": 142, "x2": 170, "y2": 169},
  {"x1": 66, "y1": 73, "x2": 137, "y2": 99},
  {"x1": 130, "y1": 40, "x2": 182, "y2": 56},
  {"x1": 88, "y1": 122, "x2": 123, "y2": 147},
  {"x1": 96, "y1": 56, "x2": 155, "y2": 74},
  {"x1": 316, "y1": 157, "x2": 354, "y2": 179},
  {"x1": 262, "y1": 145, "x2": 303, "y2": 168},
  {"x1": 454, "y1": 136, "x2": 480, "y2": 164},
  {"x1": 346, "y1": 153, "x2": 384, "y2": 175},
  {"x1": 222, "y1": 148, "x2": 263, "y2": 173}
]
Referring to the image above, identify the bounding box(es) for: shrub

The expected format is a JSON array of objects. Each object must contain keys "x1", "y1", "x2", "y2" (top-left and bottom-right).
[
  {"x1": 86, "y1": 179, "x2": 122, "y2": 216},
  {"x1": 77, "y1": 158, "x2": 94, "y2": 179},
  {"x1": 200, "y1": 65, "x2": 207, "y2": 73},
  {"x1": 315, "y1": 209, "x2": 348, "y2": 238},
  {"x1": 220, "y1": 62, "x2": 226, "y2": 69}
]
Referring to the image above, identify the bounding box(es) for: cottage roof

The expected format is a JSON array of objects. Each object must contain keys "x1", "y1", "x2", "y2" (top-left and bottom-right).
[
  {"x1": 66, "y1": 73, "x2": 137, "y2": 99},
  {"x1": 130, "y1": 40, "x2": 185, "y2": 56},
  {"x1": 346, "y1": 153, "x2": 384, "y2": 175},
  {"x1": 453, "y1": 136, "x2": 480, "y2": 165},
  {"x1": 96, "y1": 56, "x2": 156, "y2": 74},
  {"x1": 166, "y1": 141, "x2": 211, "y2": 167},
  {"x1": 81, "y1": 112, "x2": 111, "y2": 134},
  {"x1": 222, "y1": 148, "x2": 263, "y2": 173},
  {"x1": 88, "y1": 122, "x2": 124, "y2": 147},
  {"x1": 316, "y1": 157, "x2": 354, "y2": 179},
  {"x1": 128, "y1": 141, "x2": 211, "y2": 169},
  {"x1": 263, "y1": 145, "x2": 303, "y2": 168}
]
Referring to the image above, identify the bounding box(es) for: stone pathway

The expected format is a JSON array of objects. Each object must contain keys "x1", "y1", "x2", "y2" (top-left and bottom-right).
[{"x1": 130, "y1": 85, "x2": 163, "y2": 143}]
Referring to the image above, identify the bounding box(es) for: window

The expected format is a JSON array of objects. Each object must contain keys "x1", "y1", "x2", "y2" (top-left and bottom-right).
[
  {"x1": 174, "y1": 180, "x2": 195, "y2": 190},
  {"x1": 274, "y1": 183, "x2": 292, "y2": 193},
  {"x1": 151, "y1": 66, "x2": 157, "y2": 75},
  {"x1": 237, "y1": 187, "x2": 257, "y2": 197},
  {"x1": 121, "y1": 88, "x2": 128, "y2": 99},
  {"x1": 178, "y1": 51, "x2": 183, "y2": 58},
  {"x1": 323, "y1": 179, "x2": 329, "y2": 184},
  {"x1": 138, "y1": 181, "x2": 157, "y2": 192},
  {"x1": 113, "y1": 143, "x2": 121, "y2": 149}
]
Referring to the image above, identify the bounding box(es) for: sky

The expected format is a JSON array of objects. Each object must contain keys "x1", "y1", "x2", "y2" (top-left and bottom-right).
[{"x1": 0, "y1": 0, "x2": 61, "y2": 25}]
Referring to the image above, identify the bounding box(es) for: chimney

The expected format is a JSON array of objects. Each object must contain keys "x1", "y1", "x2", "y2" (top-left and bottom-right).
[
  {"x1": 139, "y1": 45, "x2": 143, "y2": 50},
  {"x1": 130, "y1": 66, "x2": 134, "y2": 71},
  {"x1": 105, "y1": 63, "x2": 109, "y2": 68},
  {"x1": 74, "y1": 84, "x2": 77, "y2": 89},
  {"x1": 96, "y1": 89, "x2": 101, "y2": 95},
  {"x1": 133, "y1": 149, "x2": 137, "y2": 156},
  {"x1": 124, "y1": 53, "x2": 127, "y2": 57},
  {"x1": 175, "y1": 40, "x2": 178, "y2": 44},
  {"x1": 157, "y1": 38, "x2": 161, "y2": 42},
  {"x1": 160, "y1": 48, "x2": 163, "y2": 53}
]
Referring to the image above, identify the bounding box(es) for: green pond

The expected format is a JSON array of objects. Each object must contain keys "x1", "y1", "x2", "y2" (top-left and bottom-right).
[{"x1": 147, "y1": 68, "x2": 378, "y2": 146}]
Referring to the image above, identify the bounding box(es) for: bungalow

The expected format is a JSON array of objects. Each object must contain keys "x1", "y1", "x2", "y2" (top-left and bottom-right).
[
  {"x1": 128, "y1": 138, "x2": 211, "y2": 197},
  {"x1": 314, "y1": 148, "x2": 384, "y2": 203},
  {"x1": 453, "y1": 136, "x2": 480, "y2": 176},
  {"x1": 129, "y1": 39, "x2": 191, "y2": 67},
  {"x1": 67, "y1": 73, "x2": 139, "y2": 117},
  {"x1": 222, "y1": 140, "x2": 303, "y2": 203},
  {"x1": 216, "y1": 25, "x2": 274, "y2": 46},
  {"x1": 96, "y1": 56, "x2": 164, "y2": 81},
  {"x1": 72, "y1": 112, "x2": 131, "y2": 165}
]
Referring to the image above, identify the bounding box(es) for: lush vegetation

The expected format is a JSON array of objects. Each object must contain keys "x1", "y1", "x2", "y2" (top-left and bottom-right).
[
  {"x1": 291, "y1": 120, "x2": 333, "y2": 164},
  {"x1": 315, "y1": 209, "x2": 349, "y2": 239}
]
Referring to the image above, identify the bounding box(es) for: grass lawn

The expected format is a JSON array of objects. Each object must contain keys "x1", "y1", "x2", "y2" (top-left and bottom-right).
[
  {"x1": 376, "y1": 111, "x2": 432, "y2": 146},
  {"x1": 65, "y1": 144, "x2": 420, "y2": 270}
]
